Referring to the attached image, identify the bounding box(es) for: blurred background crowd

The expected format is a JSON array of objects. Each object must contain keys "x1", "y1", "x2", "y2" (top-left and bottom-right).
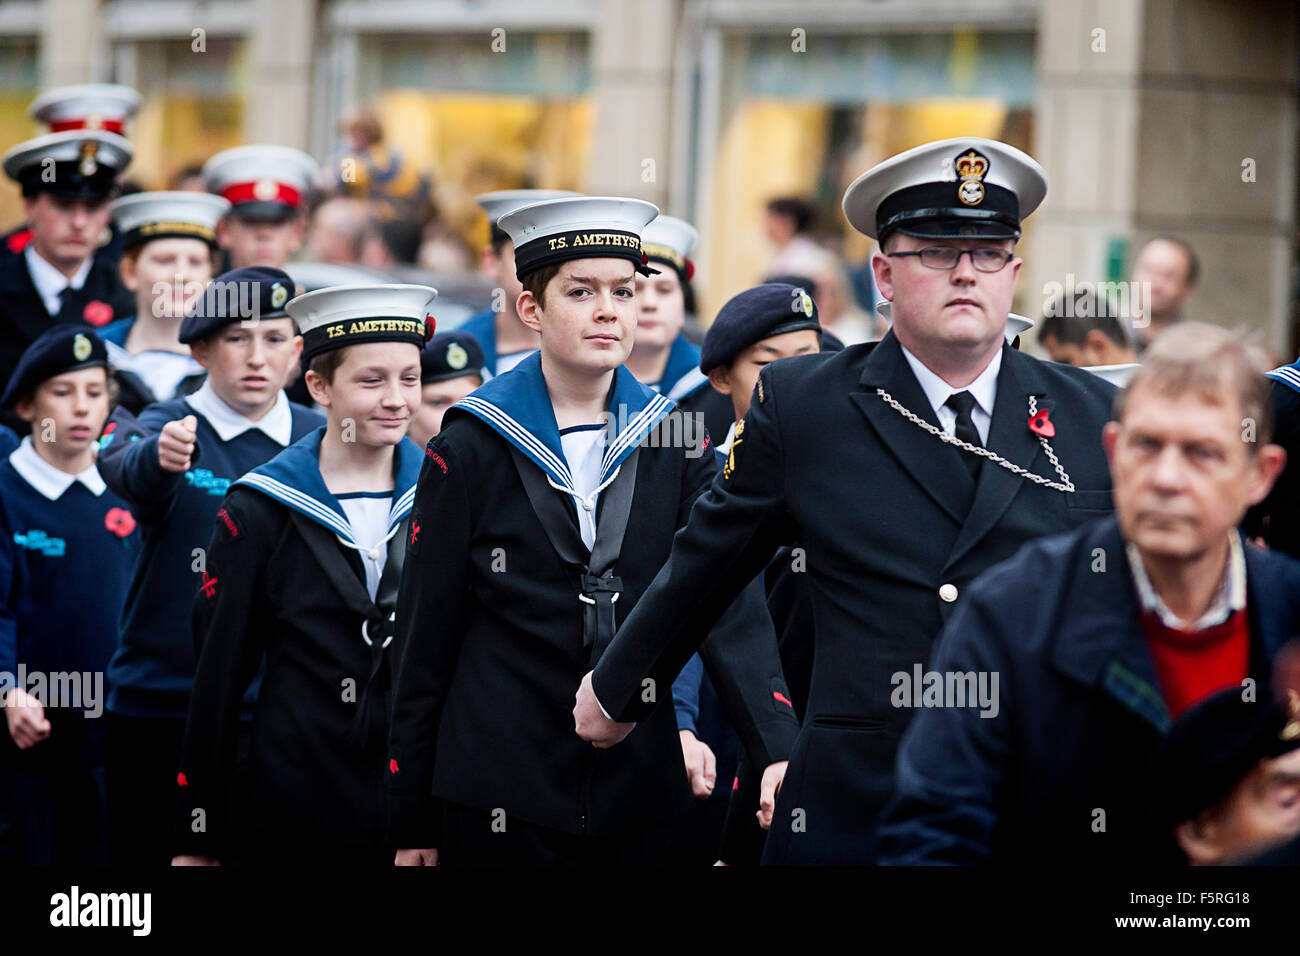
[{"x1": 0, "y1": 0, "x2": 1291, "y2": 361}]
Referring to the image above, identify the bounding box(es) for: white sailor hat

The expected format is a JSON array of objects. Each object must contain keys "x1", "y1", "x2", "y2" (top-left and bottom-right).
[
  {"x1": 110, "y1": 191, "x2": 231, "y2": 251},
  {"x1": 496, "y1": 195, "x2": 660, "y2": 282},
  {"x1": 286, "y1": 284, "x2": 437, "y2": 362},
  {"x1": 875, "y1": 300, "x2": 1033, "y2": 344},
  {"x1": 843, "y1": 137, "x2": 1047, "y2": 242},
  {"x1": 2, "y1": 130, "x2": 132, "y2": 199},
  {"x1": 641, "y1": 214, "x2": 699, "y2": 281},
  {"x1": 201, "y1": 144, "x2": 320, "y2": 221},
  {"x1": 476, "y1": 189, "x2": 582, "y2": 229},
  {"x1": 28, "y1": 83, "x2": 141, "y2": 134}
]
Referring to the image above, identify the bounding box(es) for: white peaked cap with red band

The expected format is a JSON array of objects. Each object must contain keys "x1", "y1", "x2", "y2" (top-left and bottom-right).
[
  {"x1": 201, "y1": 144, "x2": 320, "y2": 215},
  {"x1": 28, "y1": 83, "x2": 141, "y2": 133}
]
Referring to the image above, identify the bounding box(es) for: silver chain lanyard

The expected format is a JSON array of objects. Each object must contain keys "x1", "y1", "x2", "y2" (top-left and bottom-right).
[{"x1": 875, "y1": 389, "x2": 1076, "y2": 493}]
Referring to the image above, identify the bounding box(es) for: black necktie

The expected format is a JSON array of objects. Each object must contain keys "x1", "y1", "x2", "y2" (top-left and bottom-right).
[
  {"x1": 56, "y1": 285, "x2": 72, "y2": 316},
  {"x1": 945, "y1": 390, "x2": 983, "y2": 479}
]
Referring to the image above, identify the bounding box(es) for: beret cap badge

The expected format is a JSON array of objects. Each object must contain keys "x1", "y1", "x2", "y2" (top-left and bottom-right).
[
  {"x1": 799, "y1": 290, "x2": 815, "y2": 318},
  {"x1": 72, "y1": 333, "x2": 92, "y2": 362},
  {"x1": 270, "y1": 282, "x2": 288, "y2": 309},
  {"x1": 446, "y1": 342, "x2": 469, "y2": 370},
  {"x1": 955, "y1": 149, "x2": 989, "y2": 207}
]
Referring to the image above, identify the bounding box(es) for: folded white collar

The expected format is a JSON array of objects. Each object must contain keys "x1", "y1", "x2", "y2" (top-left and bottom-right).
[{"x1": 9, "y1": 436, "x2": 106, "y2": 500}]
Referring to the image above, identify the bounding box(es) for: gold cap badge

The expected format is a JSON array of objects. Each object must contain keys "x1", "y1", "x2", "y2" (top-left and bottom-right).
[{"x1": 955, "y1": 149, "x2": 989, "y2": 207}]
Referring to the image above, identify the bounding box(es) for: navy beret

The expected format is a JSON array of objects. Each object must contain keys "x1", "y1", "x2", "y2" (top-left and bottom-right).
[
  {"x1": 1151, "y1": 686, "x2": 1300, "y2": 831},
  {"x1": 421, "y1": 330, "x2": 487, "y2": 384},
  {"x1": 178, "y1": 266, "x2": 296, "y2": 344},
  {"x1": 1, "y1": 325, "x2": 108, "y2": 409},
  {"x1": 699, "y1": 283, "x2": 823, "y2": 374}
]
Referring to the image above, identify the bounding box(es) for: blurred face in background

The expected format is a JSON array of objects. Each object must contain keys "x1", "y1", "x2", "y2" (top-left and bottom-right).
[
  {"x1": 1132, "y1": 239, "x2": 1195, "y2": 323},
  {"x1": 632, "y1": 268, "x2": 685, "y2": 352},
  {"x1": 218, "y1": 213, "x2": 305, "y2": 270},
  {"x1": 26, "y1": 194, "x2": 112, "y2": 273},
  {"x1": 120, "y1": 237, "x2": 215, "y2": 321}
]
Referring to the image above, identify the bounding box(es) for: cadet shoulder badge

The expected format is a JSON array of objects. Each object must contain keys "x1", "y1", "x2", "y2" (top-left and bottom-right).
[
  {"x1": 955, "y1": 148, "x2": 989, "y2": 206},
  {"x1": 723, "y1": 417, "x2": 745, "y2": 480}
]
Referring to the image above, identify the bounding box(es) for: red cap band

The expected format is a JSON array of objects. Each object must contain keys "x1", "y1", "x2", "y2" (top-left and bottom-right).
[
  {"x1": 221, "y1": 180, "x2": 303, "y2": 208},
  {"x1": 49, "y1": 118, "x2": 126, "y2": 134}
]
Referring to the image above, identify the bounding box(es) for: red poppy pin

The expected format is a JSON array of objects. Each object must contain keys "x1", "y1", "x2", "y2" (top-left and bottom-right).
[
  {"x1": 105, "y1": 507, "x2": 136, "y2": 541},
  {"x1": 6, "y1": 228, "x2": 31, "y2": 254},
  {"x1": 82, "y1": 300, "x2": 113, "y2": 327},
  {"x1": 1028, "y1": 408, "x2": 1055, "y2": 438}
]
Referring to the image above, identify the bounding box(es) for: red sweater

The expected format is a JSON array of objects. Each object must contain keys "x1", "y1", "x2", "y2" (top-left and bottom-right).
[{"x1": 1140, "y1": 606, "x2": 1250, "y2": 720}]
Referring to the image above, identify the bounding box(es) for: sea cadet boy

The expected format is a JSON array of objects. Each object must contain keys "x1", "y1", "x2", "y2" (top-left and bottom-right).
[
  {"x1": 100, "y1": 191, "x2": 230, "y2": 413},
  {"x1": 173, "y1": 284, "x2": 433, "y2": 866},
  {"x1": 202, "y1": 144, "x2": 320, "y2": 271},
  {"x1": 388, "y1": 196, "x2": 797, "y2": 866}
]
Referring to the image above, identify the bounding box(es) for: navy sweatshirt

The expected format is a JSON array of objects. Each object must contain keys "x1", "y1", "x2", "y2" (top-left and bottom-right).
[
  {"x1": 0, "y1": 445, "x2": 139, "y2": 761},
  {"x1": 100, "y1": 396, "x2": 323, "y2": 719}
]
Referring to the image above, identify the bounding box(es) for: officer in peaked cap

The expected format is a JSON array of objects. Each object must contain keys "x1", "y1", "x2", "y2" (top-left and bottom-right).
[
  {"x1": 0, "y1": 130, "x2": 136, "y2": 404},
  {"x1": 576, "y1": 137, "x2": 1120, "y2": 864},
  {"x1": 202, "y1": 144, "x2": 320, "y2": 272},
  {"x1": 28, "y1": 83, "x2": 142, "y2": 135},
  {"x1": 0, "y1": 83, "x2": 144, "y2": 263}
]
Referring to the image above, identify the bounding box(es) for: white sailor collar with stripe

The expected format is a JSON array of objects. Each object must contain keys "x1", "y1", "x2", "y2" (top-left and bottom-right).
[
  {"x1": 1268, "y1": 360, "x2": 1300, "y2": 395},
  {"x1": 450, "y1": 350, "x2": 674, "y2": 499},
  {"x1": 232, "y1": 425, "x2": 422, "y2": 548}
]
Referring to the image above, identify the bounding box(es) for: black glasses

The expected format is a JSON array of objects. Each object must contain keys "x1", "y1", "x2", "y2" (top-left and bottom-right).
[{"x1": 886, "y1": 247, "x2": 1015, "y2": 272}]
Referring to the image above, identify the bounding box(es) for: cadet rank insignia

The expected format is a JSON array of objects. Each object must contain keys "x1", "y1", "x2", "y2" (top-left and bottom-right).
[{"x1": 723, "y1": 418, "x2": 745, "y2": 480}]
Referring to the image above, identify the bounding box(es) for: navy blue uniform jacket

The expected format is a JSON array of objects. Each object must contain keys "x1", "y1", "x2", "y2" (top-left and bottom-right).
[
  {"x1": 877, "y1": 516, "x2": 1300, "y2": 865},
  {"x1": 592, "y1": 331, "x2": 1118, "y2": 863}
]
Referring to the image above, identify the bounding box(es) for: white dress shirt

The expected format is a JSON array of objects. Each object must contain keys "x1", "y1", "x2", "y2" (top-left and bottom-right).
[
  {"x1": 9, "y1": 436, "x2": 106, "y2": 500},
  {"x1": 1127, "y1": 532, "x2": 1247, "y2": 630},
  {"x1": 185, "y1": 380, "x2": 293, "y2": 446},
  {"x1": 338, "y1": 493, "x2": 394, "y2": 602},
  {"x1": 25, "y1": 244, "x2": 93, "y2": 317},
  {"x1": 559, "y1": 423, "x2": 608, "y2": 551},
  {"x1": 899, "y1": 344, "x2": 1001, "y2": 446}
]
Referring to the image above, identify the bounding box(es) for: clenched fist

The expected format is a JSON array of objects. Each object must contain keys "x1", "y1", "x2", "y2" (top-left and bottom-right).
[{"x1": 158, "y1": 415, "x2": 198, "y2": 473}]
